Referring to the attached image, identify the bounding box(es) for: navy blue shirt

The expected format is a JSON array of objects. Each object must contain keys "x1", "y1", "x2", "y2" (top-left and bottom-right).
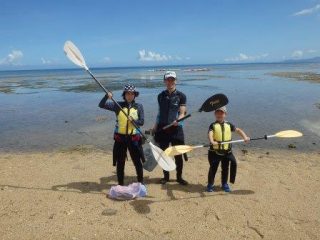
[{"x1": 156, "y1": 89, "x2": 186, "y2": 125}]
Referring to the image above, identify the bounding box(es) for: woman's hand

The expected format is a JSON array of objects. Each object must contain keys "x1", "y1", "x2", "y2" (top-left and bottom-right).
[
  {"x1": 106, "y1": 92, "x2": 113, "y2": 99},
  {"x1": 128, "y1": 116, "x2": 135, "y2": 122}
]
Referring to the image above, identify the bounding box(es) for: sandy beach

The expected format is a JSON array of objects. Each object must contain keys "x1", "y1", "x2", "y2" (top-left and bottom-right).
[
  {"x1": 2, "y1": 1, "x2": 320, "y2": 239},
  {"x1": 1, "y1": 147, "x2": 319, "y2": 240}
]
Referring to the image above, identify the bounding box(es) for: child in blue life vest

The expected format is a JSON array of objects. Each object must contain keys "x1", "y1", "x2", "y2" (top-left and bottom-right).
[
  {"x1": 207, "y1": 106, "x2": 249, "y2": 192},
  {"x1": 99, "y1": 84, "x2": 145, "y2": 186}
]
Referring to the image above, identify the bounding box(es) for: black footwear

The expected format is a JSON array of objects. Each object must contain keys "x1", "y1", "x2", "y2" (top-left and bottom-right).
[
  {"x1": 177, "y1": 178, "x2": 189, "y2": 185},
  {"x1": 160, "y1": 178, "x2": 169, "y2": 184}
]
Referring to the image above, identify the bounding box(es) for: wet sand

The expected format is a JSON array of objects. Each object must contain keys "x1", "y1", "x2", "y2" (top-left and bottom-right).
[
  {"x1": 1, "y1": 147, "x2": 319, "y2": 240},
  {"x1": 269, "y1": 72, "x2": 320, "y2": 84}
]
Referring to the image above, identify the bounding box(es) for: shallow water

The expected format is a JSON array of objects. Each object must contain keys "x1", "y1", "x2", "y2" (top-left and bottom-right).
[{"x1": 0, "y1": 63, "x2": 319, "y2": 153}]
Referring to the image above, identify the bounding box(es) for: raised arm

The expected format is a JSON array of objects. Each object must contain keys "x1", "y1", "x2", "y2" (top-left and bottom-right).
[{"x1": 98, "y1": 93, "x2": 117, "y2": 112}]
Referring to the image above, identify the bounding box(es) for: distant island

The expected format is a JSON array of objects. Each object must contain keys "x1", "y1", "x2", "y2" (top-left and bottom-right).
[{"x1": 281, "y1": 56, "x2": 320, "y2": 64}]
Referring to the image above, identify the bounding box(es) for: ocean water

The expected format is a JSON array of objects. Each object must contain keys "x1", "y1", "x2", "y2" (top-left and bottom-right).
[{"x1": 0, "y1": 63, "x2": 319, "y2": 153}]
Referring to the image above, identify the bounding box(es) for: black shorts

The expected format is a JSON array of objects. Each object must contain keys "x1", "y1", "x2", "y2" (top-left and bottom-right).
[{"x1": 154, "y1": 125, "x2": 185, "y2": 143}]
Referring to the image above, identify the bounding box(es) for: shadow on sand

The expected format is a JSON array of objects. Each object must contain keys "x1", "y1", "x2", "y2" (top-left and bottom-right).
[
  {"x1": 128, "y1": 181, "x2": 255, "y2": 215},
  {"x1": 1, "y1": 176, "x2": 255, "y2": 215}
]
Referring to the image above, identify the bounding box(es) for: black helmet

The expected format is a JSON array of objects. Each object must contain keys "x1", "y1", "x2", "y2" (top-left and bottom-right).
[{"x1": 122, "y1": 84, "x2": 139, "y2": 97}]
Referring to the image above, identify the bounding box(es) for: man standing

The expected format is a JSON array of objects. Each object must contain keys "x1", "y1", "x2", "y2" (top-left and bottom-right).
[{"x1": 153, "y1": 71, "x2": 188, "y2": 185}]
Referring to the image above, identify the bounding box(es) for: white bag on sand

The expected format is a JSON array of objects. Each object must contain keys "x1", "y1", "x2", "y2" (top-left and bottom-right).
[{"x1": 108, "y1": 182, "x2": 147, "y2": 200}]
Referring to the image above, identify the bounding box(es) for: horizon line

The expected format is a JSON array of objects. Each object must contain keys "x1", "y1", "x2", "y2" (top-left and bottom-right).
[{"x1": 0, "y1": 59, "x2": 319, "y2": 72}]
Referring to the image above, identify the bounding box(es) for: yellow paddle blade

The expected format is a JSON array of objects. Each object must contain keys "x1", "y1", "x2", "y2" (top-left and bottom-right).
[
  {"x1": 275, "y1": 130, "x2": 303, "y2": 138},
  {"x1": 164, "y1": 145, "x2": 194, "y2": 157}
]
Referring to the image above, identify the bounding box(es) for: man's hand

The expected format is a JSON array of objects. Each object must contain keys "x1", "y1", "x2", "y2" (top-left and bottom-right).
[
  {"x1": 243, "y1": 136, "x2": 250, "y2": 143},
  {"x1": 172, "y1": 120, "x2": 179, "y2": 127}
]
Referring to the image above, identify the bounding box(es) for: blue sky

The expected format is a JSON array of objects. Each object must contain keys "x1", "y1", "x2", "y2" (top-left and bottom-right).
[{"x1": 0, "y1": 0, "x2": 320, "y2": 70}]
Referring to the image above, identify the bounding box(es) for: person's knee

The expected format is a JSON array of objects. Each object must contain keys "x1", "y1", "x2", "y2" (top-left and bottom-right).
[
  {"x1": 133, "y1": 157, "x2": 143, "y2": 168},
  {"x1": 222, "y1": 162, "x2": 229, "y2": 171}
]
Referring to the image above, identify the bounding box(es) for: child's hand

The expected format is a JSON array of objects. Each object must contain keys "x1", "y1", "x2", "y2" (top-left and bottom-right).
[{"x1": 211, "y1": 141, "x2": 219, "y2": 146}]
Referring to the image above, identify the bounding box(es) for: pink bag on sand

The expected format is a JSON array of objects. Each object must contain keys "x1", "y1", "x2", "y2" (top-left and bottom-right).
[{"x1": 108, "y1": 182, "x2": 147, "y2": 200}]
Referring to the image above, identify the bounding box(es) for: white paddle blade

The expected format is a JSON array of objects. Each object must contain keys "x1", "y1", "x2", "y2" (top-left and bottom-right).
[
  {"x1": 275, "y1": 130, "x2": 303, "y2": 138},
  {"x1": 164, "y1": 145, "x2": 193, "y2": 157},
  {"x1": 64, "y1": 41, "x2": 88, "y2": 70},
  {"x1": 149, "y1": 142, "x2": 176, "y2": 171}
]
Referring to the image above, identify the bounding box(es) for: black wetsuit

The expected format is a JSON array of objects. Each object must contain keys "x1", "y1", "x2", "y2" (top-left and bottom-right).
[
  {"x1": 207, "y1": 122, "x2": 237, "y2": 185},
  {"x1": 154, "y1": 89, "x2": 187, "y2": 181},
  {"x1": 99, "y1": 96, "x2": 144, "y2": 185}
]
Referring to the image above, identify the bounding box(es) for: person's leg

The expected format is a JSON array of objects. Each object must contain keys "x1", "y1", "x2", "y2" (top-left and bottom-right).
[
  {"x1": 207, "y1": 151, "x2": 220, "y2": 191},
  {"x1": 228, "y1": 152, "x2": 237, "y2": 184},
  {"x1": 128, "y1": 140, "x2": 144, "y2": 184},
  {"x1": 221, "y1": 156, "x2": 229, "y2": 185},
  {"x1": 113, "y1": 141, "x2": 127, "y2": 185},
  {"x1": 155, "y1": 129, "x2": 174, "y2": 183},
  {"x1": 221, "y1": 156, "x2": 231, "y2": 192},
  {"x1": 172, "y1": 138, "x2": 188, "y2": 185}
]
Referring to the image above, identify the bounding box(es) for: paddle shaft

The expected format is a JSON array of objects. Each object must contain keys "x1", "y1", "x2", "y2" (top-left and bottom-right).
[
  {"x1": 200, "y1": 134, "x2": 276, "y2": 148},
  {"x1": 162, "y1": 110, "x2": 200, "y2": 130},
  {"x1": 162, "y1": 93, "x2": 229, "y2": 130},
  {"x1": 86, "y1": 69, "x2": 149, "y2": 141},
  {"x1": 87, "y1": 68, "x2": 173, "y2": 170}
]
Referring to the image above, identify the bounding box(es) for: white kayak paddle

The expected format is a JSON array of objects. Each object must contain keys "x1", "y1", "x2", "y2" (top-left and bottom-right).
[{"x1": 63, "y1": 41, "x2": 175, "y2": 171}]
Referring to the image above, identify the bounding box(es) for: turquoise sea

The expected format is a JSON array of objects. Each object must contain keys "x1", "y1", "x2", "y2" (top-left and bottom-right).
[{"x1": 0, "y1": 63, "x2": 319, "y2": 152}]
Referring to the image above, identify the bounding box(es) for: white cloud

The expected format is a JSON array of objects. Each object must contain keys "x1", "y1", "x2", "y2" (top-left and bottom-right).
[
  {"x1": 41, "y1": 57, "x2": 52, "y2": 64},
  {"x1": 102, "y1": 57, "x2": 111, "y2": 63},
  {"x1": 138, "y1": 49, "x2": 170, "y2": 61},
  {"x1": 291, "y1": 50, "x2": 303, "y2": 58},
  {"x1": 0, "y1": 50, "x2": 23, "y2": 65},
  {"x1": 283, "y1": 49, "x2": 318, "y2": 60},
  {"x1": 307, "y1": 49, "x2": 317, "y2": 54},
  {"x1": 138, "y1": 49, "x2": 185, "y2": 62},
  {"x1": 293, "y1": 4, "x2": 320, "y2": 16},
  {"x1": 224, "y1": 53, "x2": 269, "y2": 62}
]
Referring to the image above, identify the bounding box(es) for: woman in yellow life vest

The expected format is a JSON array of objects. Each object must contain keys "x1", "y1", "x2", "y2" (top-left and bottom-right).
[
  {"x1": 99, "y1": 84, "x2": 144, "y2": 186},
  {"x1": 207, "y1": 106, "x2": 249, "y2": 192}
]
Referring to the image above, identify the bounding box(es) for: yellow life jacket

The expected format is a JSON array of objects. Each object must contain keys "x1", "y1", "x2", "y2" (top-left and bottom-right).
[
  {"x1": 117, "y1": 106, "x2": 139, "y2": 135},
  {"x1": 212, "y1": 122, "x2": 232, "y2": 153}
]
